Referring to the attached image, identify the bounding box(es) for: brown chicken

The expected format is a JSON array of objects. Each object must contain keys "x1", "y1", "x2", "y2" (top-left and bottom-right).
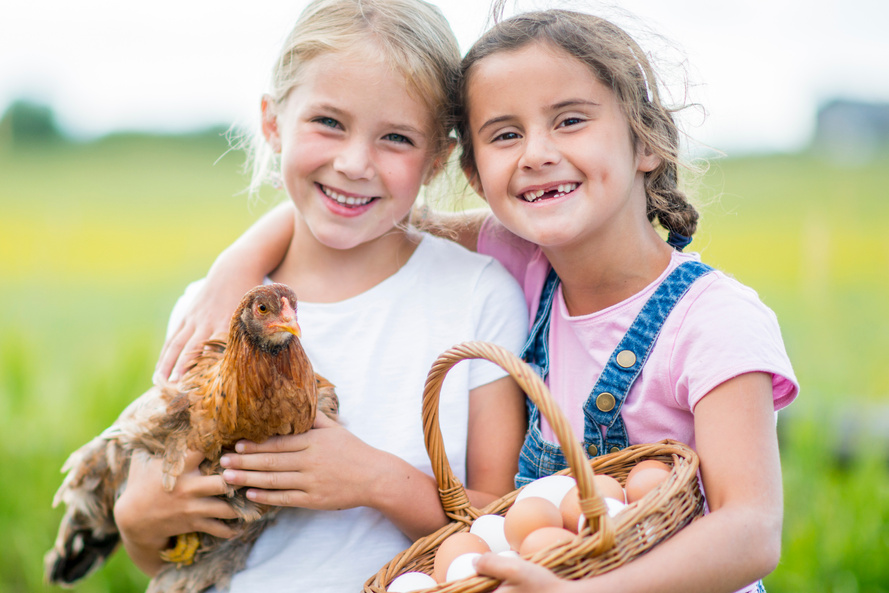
[{"x1": 45, "y1": 283, "x2": 338, "y2": 592}]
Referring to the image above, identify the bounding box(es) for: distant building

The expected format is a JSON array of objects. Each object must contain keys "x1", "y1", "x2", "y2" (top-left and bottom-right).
[{"x1": 811, "y1": 99, "x2": 889, "y2": 164}]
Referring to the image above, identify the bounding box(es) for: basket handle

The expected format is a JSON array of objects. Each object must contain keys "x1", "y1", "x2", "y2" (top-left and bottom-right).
[{"x1": 422, "y1": 341, "x2": 614, "y2": 542}]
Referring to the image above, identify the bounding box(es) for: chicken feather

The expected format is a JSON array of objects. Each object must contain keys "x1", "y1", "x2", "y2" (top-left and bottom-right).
[{"x1": 45, "y1": 283, "x2": 338, "y2": 592}]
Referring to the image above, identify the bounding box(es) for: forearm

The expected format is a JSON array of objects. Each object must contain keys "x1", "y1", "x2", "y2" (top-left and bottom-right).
[
  {"x1": 366, "y1": 450, "x2": 508, "y2": 540},
  {"x1": 371, "y1": 378, "x2": 523, "y2": 540},
  {"x1": 367, "y1": 452, "x2": 449, "y2": 540},
  {"x1": 412, "y1": 206, "x2": 489, "y2": 252},
  {"x1": 581, "y1": 374, "x2": 784, "y2": 592},
  {"x1": 118, "y1": 530, "x2": 167, "y2": 577},
  {"x1": 567, "y1": 502, "x2": 782, "y2": 593},
  {"x1": 209, "y1": 200, "x2": 294, "y2": 283}
]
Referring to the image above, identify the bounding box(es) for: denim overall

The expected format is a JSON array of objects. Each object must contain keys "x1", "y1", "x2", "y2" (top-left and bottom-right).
[{"x1": 515, "y1": 259, "x2": 714, "y2": 487}]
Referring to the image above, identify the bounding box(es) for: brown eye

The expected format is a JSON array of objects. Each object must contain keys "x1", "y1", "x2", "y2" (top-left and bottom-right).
[{"x1": 258, "y1": 303, "x2": 268, "y2": 314}]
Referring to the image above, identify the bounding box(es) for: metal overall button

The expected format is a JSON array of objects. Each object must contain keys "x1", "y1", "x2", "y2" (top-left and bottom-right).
[
  {"x1": 615, "y1": 349, "x2": 637, "y2": 368},
  {"x1": 596, "y1": 392, "x2": 616, "y2": 412}
]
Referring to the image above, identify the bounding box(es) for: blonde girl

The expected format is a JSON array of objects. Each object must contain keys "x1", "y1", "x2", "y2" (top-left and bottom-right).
[
  {"x1": 114, "y1": 1, "x2": 528, "y2": 591},
  {"x1": 155, "y1": 5, "x2": 799, "y2": 593}
]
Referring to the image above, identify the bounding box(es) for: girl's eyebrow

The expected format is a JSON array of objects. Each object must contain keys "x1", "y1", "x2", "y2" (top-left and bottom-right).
[
  {"x1": 384, "y1": 122, "x2": 426, "y2": 136},
  {"x1": 551, "y1": 99, "x2": 600, "y2": 110},
  {"x1": 476, "y1": 99, "x2": 600, "y2": 135},
  {"x1": 477, "y1": 115, "x2": 514, "y2": 136}
]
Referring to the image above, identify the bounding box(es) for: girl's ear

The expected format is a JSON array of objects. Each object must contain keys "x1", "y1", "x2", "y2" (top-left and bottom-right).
[
  {"x1": 261, "y1": 95, "x2": 282, "y2": 153},
  {"x1": 636, "y1": 142, "x2": 661, "y2": 173}
]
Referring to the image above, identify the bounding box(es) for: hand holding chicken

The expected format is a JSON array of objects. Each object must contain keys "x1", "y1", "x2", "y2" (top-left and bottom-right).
[{"x1": 45, "y1": 283, "x2": 337, "y2": 593}]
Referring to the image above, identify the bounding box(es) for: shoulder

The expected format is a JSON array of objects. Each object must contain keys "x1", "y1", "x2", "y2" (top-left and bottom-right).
[
  {"x1": 416, "y1": 233, "x2": 523, "y2": 288},
  {"x1": 477, "y1": 216, "x2": 541, "y2": 285},
  {"x1": 682, "y1": 265, "x2": 781, "y2": 330},
  {"x1": 667, "y1": 258, "x2": 799, "y2": 410}
]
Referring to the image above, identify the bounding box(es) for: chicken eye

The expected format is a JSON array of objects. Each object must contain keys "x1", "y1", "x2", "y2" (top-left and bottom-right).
[{"x1": 257, "y1": 303, "x2": 269, "y2": 314}]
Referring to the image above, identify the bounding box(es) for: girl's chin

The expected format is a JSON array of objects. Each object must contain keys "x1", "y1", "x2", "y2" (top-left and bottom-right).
[{"x1": 305, "y1": 222, "x2": 409, "y2": 252}]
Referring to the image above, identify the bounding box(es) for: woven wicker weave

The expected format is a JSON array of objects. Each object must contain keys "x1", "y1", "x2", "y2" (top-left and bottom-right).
[{"x1": 364, "y1": 341, "x2": 705, "y2": 593}]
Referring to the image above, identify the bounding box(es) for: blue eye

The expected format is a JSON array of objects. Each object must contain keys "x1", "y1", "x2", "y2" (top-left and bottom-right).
[
  {"x1": 314, "y1": 117, "x2": 342, "y2": 129},
  {"x1": 383, "y1": 133, "x2": 413, "y2": 145}
]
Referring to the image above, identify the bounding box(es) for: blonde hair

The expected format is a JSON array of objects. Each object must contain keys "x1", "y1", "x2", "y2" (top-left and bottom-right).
[
  {"x1": 457, "y1": 7, "x2": 699, "y2": 242},
  {"x1": 245, "y1": 0, "x2": 461, "y2": 198}
]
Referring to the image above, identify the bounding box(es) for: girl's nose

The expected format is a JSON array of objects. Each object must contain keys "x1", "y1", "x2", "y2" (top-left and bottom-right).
[
  {"x1": 519, "y1": 133, "x2": 561, "y2": 170},
  {"x1": 333, "y1": 140, "x2": 375, "y2": 180}
]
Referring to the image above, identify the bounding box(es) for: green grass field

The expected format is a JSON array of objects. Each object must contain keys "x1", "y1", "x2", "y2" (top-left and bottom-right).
[{"x1": 1, "y1": 133, "x2": 887, "y2": 592}]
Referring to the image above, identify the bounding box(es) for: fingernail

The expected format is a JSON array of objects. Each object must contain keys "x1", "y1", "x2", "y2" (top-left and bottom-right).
[
  {"x1": 246, "y1": 490, "x2": 257, "y2": 500},
  {"x1": 170, "y1": 371, "x2": 181, "y2": 383},
  {"x1": 235, "y1": 442, "x2": 246, "y2": 453},
  {"x1": 220, "y1": 455, "x2": 230, "y2": 467},
  {"x1": 152, "y1": 370, "x2": 164, "y2": 385},
  {"x1": 223, "y1": 469, "x2": 236, "y2": 482}
]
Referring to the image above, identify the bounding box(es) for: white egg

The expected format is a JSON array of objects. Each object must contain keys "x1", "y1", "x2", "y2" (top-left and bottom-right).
[
  {"x1": 445, "y1": 552, "x2": 482, "y2": 582},
  {"x1": 469, "y1": 514, "x2": 510, "y2": 553},
  {"x1": 497, "y1": 550, "x2": 521, "y2": 559},
  {"x1": 577, "y1": 498, "x2": 628, "y2": 532},
  {"x1": 605, "y1": 497, "x2": 627, "y2": 517},
  {"x1": 515, "y1": 475, "x2": 577, "y2": 508},
  {"x1": 387, "y1": 571, "x2": 437, "y2": 592}
]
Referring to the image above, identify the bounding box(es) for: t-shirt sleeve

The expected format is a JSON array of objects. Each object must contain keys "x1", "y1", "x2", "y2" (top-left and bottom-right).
[
  {"x1": 467, "y1": 258, "x2": 530, "y2": 390},
  {"x1": 671, "y1": 275, "x2": 799, "y2": 412}
]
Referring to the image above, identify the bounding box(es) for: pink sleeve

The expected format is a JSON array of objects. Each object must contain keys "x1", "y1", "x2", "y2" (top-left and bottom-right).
[
  {"x1": 670, "y1": 275, "x2": 799, "y2": 413},
  {"x1": 477, "y1": 215, "x2": 537, "y2": 287}
]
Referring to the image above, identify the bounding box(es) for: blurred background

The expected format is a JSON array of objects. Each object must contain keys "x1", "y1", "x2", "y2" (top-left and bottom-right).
[{"x1": 1, "y1": 1, "x2": 887, "y2": 592}]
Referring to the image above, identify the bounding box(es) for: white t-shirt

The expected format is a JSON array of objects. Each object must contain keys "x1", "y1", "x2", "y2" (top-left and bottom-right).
[{"x1": 167, "y1": 234, "x2": 528, "y2": 592}]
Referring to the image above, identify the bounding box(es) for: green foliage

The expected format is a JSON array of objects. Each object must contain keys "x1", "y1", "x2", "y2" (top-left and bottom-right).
[
  {"x1": 1, "y1": 136, "x2": 887, "y2": 591},
  {"x1": 0, "y1": 100, "x2": 64, "y2": 147}
]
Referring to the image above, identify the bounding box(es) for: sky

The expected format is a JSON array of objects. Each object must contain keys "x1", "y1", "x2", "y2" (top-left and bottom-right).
[{"x1": 2, "y1": 0, "x2": 888, "y2": 154}]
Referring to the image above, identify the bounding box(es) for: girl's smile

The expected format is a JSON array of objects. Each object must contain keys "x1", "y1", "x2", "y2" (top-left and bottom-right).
[
  {"x1": 517, "y1": 181, "x2": 580, "y2": 203},
  {"x1": 317, "y1": 183, "x2": 379, "y2": 216},
  {"x1": 263, "y1": 44, "x2": 437, "y2": 253},
  {"x1": 466, "y1": 42, "x2": 660, "y2": 254}
]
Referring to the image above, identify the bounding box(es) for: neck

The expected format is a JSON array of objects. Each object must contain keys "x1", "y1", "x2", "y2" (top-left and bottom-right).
[
  {"x1": 542, "y1": 224, "x2": 674, "y2": 317},
  {"x1": 270, "y1": 210, "x2": 421, "y2": 303}
]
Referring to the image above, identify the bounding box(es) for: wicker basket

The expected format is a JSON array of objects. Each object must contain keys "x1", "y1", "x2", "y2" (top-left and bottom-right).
[{"x1": 364, "y1": 341, "x2": 705, "y2": 593}]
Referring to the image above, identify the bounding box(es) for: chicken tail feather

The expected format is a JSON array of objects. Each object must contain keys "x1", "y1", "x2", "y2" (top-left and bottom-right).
[{"x1": 44, "y1": 528, "x2": 120, "y2": 586}]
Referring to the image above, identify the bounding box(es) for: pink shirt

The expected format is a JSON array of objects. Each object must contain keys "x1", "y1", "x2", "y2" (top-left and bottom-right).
[{"x1": 478, "y1": 217, "x2": 799, "y2": 450}]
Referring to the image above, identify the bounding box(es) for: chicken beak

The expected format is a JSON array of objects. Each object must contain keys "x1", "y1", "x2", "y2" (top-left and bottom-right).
[
  {"x1": 271, "y1": 297, "x2": 301, "y2": 337},
  {"x1": 273, "y1": 321, "x2": 301, "y2": 337}
]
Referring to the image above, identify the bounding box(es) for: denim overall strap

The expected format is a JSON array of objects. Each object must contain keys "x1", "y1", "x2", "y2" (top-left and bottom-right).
[
  {"x1": 582, "y1": 260, "x2": 714, "y2": 455},
  {"x1": 515, "y1": 261, "x2": 713, "y2": 486},
  {"x1": 516, "y1": 268, "x2": 567, "y2": 485},
  {"x1": 519, "y1": 267, "x2": 561, "y2": 380}
]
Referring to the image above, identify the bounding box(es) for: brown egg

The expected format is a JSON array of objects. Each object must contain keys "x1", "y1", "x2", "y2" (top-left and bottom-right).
[
  {"x1": 504, "y1": 496, "x2": 562, "y2": 551},
  {"x1": 625, "y1": 466, "x2": 670, "y2": 503},
  {"x1": 558, "y1": 486, "x2": 581, "y2": 532},
  {"x1": 518, "y1": 526, "x2": 575, "y2": 556},
  {"x1": 625, "y1": 459, "x2": 670, "y2": 486},
  {"x1": 594, "y1": 474, "x2": 626, "y2": 503},
  {"x1": 432, "y1": 532, "x2": 490, "y2": 583}
]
